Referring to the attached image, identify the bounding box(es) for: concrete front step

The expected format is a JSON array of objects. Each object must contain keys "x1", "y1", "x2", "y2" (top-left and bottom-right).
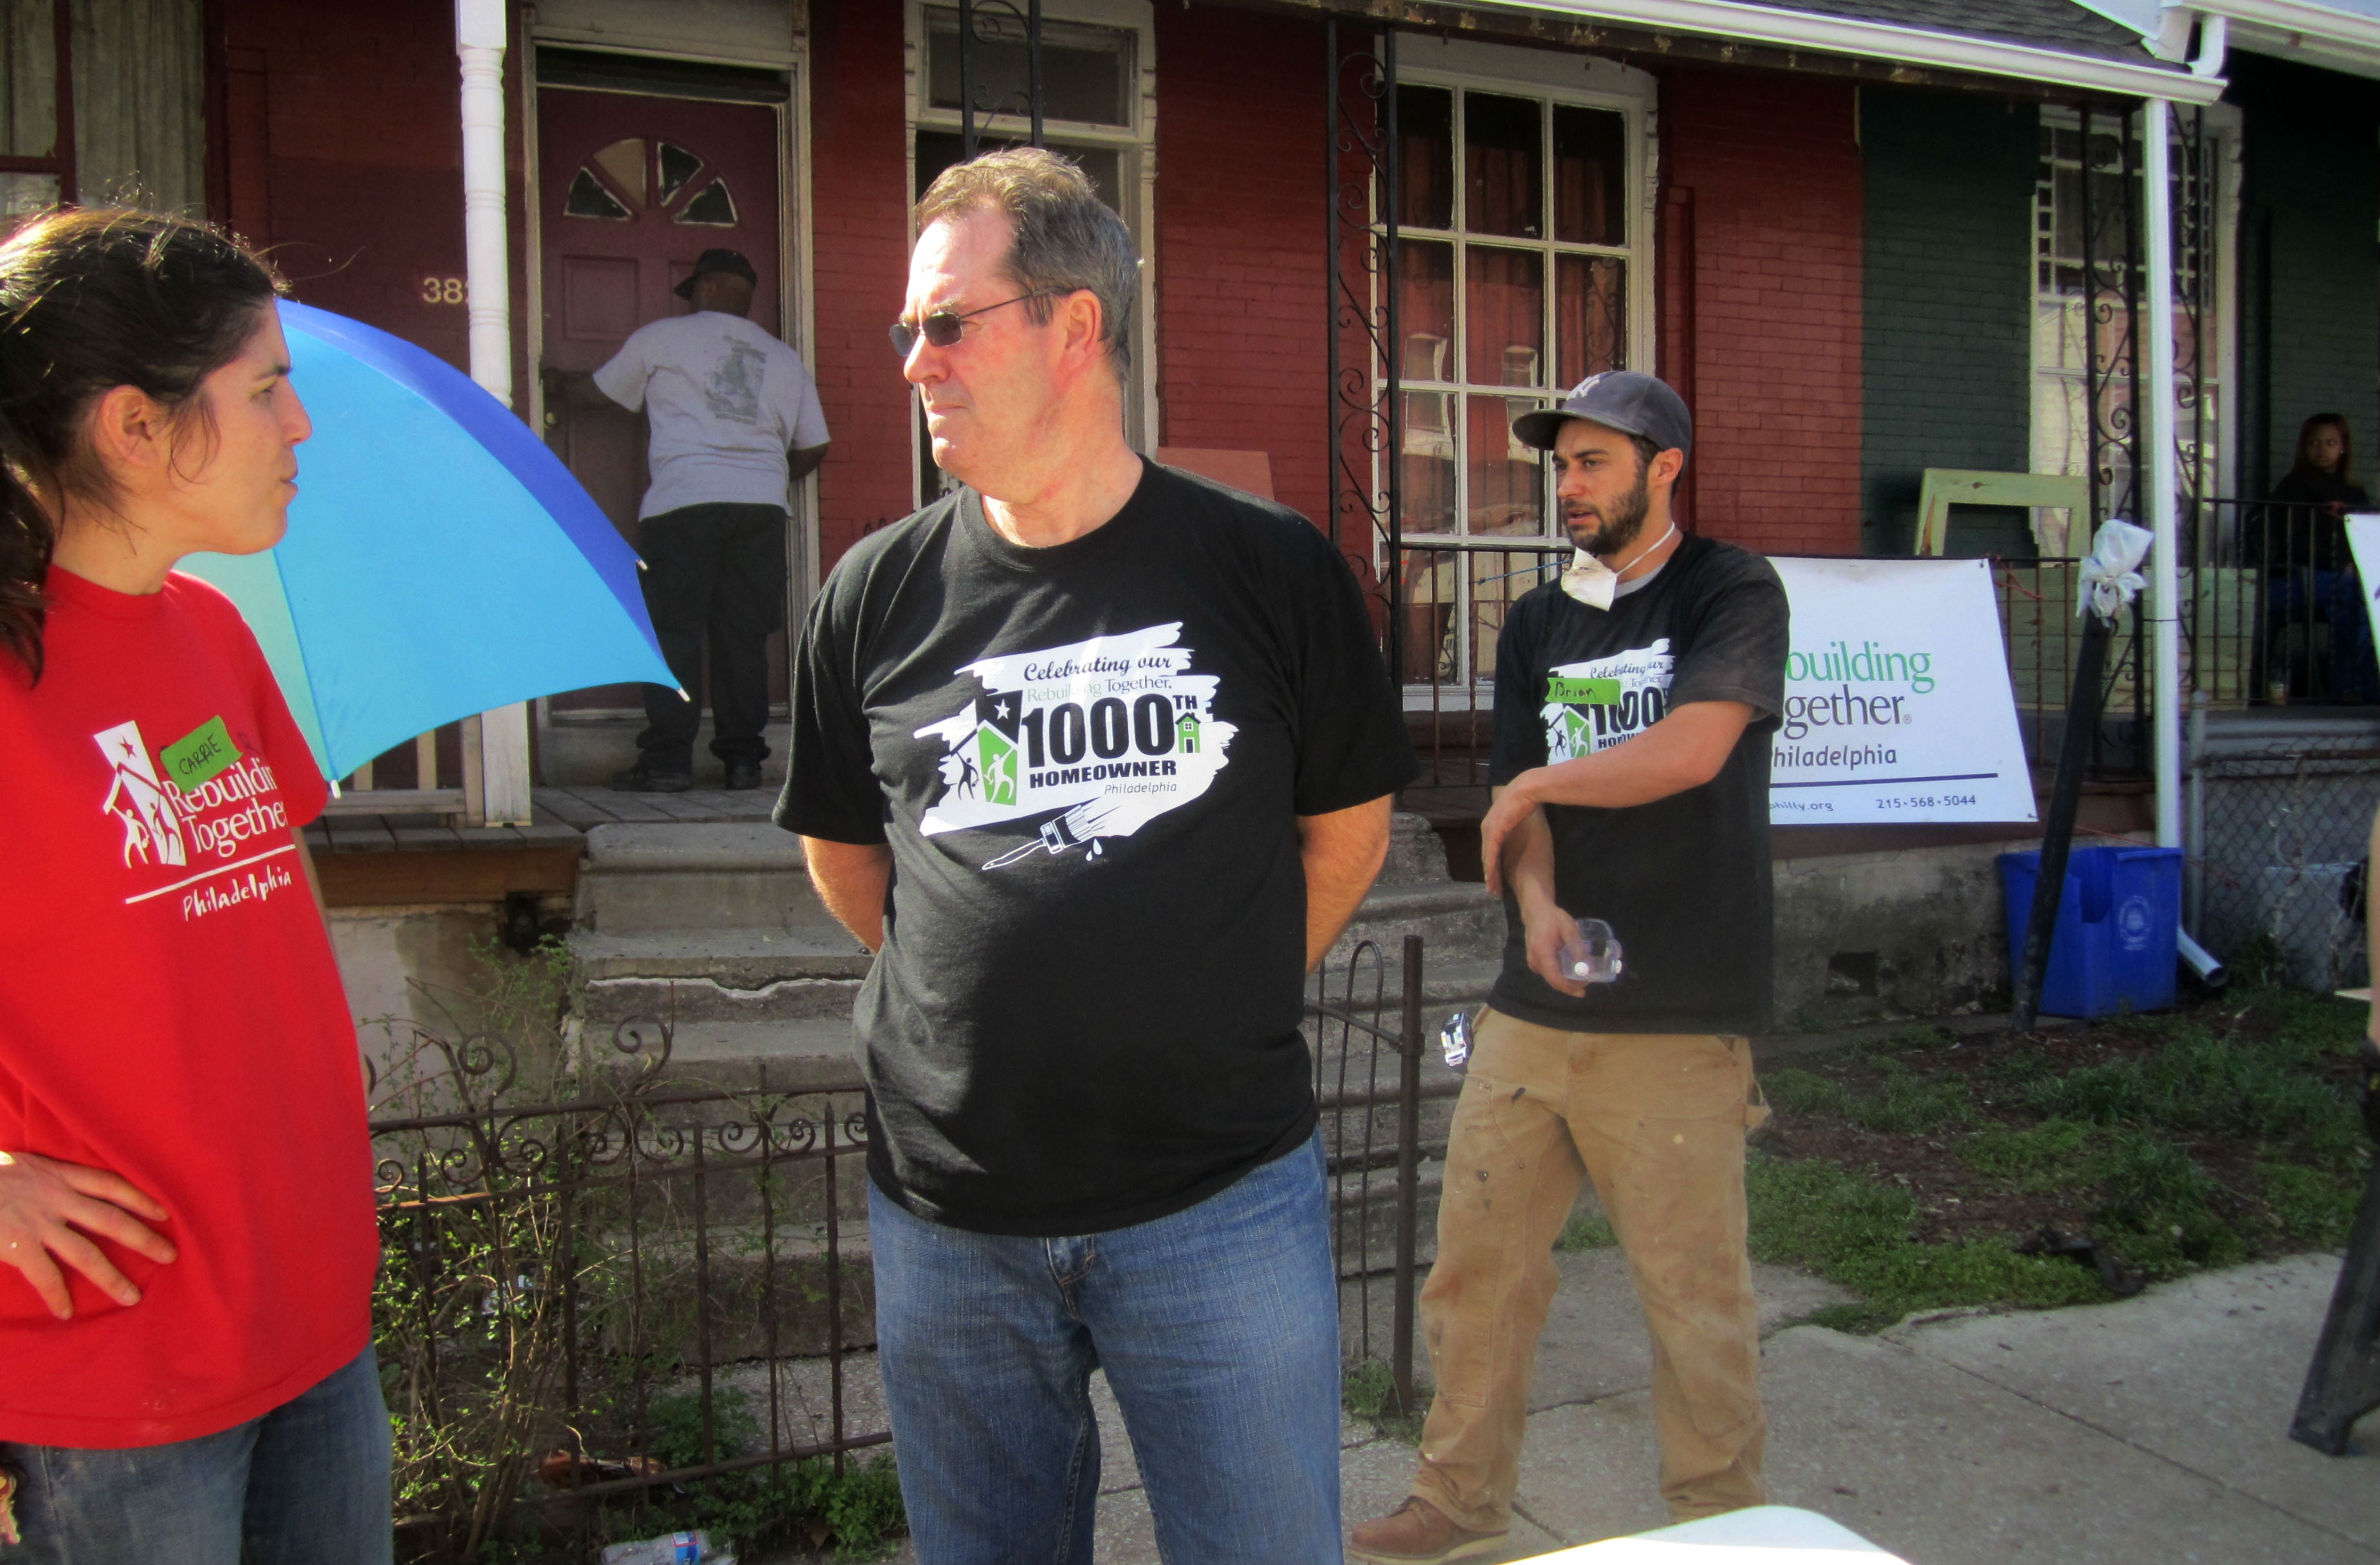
[
  {"x1": 630, "y1": 1016, "x2": 865, "y2": 1092},
  {"x1": 1327, "y1": 880, "x2": 1505, "y2": 973},
  {"x1": 575, "y1": 822, "x2": 844, "y2": 935},
  {"x1": 571, "y1": 929, "x2": 871, "y2": 988},
  {"x1": 583, "y1": 972, "x2": 866, "y2": 1026}
]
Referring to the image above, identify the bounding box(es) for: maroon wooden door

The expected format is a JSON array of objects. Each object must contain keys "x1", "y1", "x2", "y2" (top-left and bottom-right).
[{"x1": 538, "y1": 87, "x2": 785, "y2": 715}]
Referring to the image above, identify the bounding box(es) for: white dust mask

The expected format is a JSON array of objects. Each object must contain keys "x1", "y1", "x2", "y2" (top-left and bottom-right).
[{"x1": 1560, "y1": 522, "x2": 1676, "y2": 610}]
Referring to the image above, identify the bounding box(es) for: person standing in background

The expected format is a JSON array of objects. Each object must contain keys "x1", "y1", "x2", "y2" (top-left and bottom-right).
[
  {"x1": 1351, "y1": 372, "x2": 1788, "y2": 1565},
  {"x1": 594, "y1": 246, "x2": 829, "y2": 791}
]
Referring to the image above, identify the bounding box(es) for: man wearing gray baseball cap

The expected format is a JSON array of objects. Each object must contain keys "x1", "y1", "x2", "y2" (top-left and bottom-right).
[{"x1": 1351, "y1": 372, "x2": 1790, "y2": 1564}]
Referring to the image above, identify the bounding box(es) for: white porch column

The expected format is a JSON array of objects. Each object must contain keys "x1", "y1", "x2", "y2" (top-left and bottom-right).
[
  {"x1": 457, "y1": 0, "x2": 533, "y2": 827},
  {"x1": 2142, "y1": 97, "x2": 2183, "y2": 852}
]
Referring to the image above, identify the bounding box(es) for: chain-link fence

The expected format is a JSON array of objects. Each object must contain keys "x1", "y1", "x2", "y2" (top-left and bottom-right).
[{"x1": 2195, "y1": 737, "x2": 2380, "y2": 991}]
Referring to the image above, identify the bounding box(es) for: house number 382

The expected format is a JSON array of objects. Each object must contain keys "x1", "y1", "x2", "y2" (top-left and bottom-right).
[{"x1": 421, "y1": 275, "x2": 468, "y2": 304}]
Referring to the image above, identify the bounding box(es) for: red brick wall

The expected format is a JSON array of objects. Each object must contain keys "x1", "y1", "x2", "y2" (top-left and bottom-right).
[
  {"x1": 1658, "y1": 68, "x2": 1863, "y2": 556},
  {"x1": 217, "y1": 0, "x2": 491, "y2": 374},
  {"x1": 808, "y1": 0, "x2": 919, "y2": 569},
  {"x1": 1151, "y1": 6, "x2": 1330, "y2": 531}
]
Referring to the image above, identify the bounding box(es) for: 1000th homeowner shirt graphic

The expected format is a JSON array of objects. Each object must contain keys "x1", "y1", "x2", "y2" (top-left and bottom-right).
[{"x1": 910, "y1": 623, "x2": 1237, "y2": 871}]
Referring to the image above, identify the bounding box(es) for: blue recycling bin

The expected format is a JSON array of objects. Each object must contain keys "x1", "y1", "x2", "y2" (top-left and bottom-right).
[{"x1": 1996, "y1": 845, "x2": 2183, "y2": 1018}]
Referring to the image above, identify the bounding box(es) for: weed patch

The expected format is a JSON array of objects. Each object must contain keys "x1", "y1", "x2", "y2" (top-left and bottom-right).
[
  {"x1": 1555, "y1": 1210, "x2": 1618, "y2": 1250},
  {"x1": 1752, "y1": 985, "x2": 2367, "y2": 1319},
  {"x1": 1744, "y1": 1156, "x2": 2109, "y2": 1321},
  {"x1": 1344, "y1": 1356, "x2": 1432, "y2": 1444}
]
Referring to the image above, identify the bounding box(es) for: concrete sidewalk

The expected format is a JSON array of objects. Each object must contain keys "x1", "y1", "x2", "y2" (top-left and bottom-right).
[{"x1": 783, "y1": 1249, "x2": 2375, "y2": 1563}]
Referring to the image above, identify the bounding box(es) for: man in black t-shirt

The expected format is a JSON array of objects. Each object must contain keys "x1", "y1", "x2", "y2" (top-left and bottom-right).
[
  {"x1": 1352, "y1": 374, "x2": 1788, "y2": 1565},
  {"x1": 780, "y1": 149, "x2": 1415, "y2": 1562}
]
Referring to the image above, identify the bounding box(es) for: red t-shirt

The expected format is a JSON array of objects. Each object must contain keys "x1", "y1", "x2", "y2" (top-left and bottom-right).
[{"x1": 0, "y1": 567, "x2": 378, "y2": 1447}]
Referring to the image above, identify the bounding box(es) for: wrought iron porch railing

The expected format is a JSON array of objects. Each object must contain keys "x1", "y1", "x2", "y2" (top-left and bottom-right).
[
  {"x1": 371, "y1": 940, "x2": 1433, "y2": 1558},
  {"x1": 1381, "y1": 543, "x2": 2157, "y2": 783},
  {"x1": 2181, "y1": 499, "x2": 2378, "y2": 708}
]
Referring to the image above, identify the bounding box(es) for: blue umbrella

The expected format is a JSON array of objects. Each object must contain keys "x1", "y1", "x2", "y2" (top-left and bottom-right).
[{"x1": 179, "y1": 299, "x2": 675, "y2": 781}]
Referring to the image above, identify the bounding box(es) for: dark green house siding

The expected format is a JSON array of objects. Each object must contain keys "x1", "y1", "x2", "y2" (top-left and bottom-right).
[
  {"x1": 1860, "y1": 89, "x2": 2037, "y2": 554},
  {"x1": 2230, "y1": 52, "x2": 2380, "y2": 497}
]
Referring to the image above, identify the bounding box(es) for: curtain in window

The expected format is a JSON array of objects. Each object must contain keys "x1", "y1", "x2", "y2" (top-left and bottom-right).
[
  {"x1": 0, "y1": 0, "x2": 201, "y2": 217},
  {"x1": 75, "y1": 0, "x2": 205, "y2": 212}
]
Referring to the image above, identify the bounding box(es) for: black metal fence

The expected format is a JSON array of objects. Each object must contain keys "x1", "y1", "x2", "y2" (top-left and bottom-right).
[
  {"x1": 372, "y1": 942, "x2": 1433, "y2": 1560},
  {"x1": 1387, "y1": 541, "x2": 2159, "y2": 780},
  {"x1": 371, "y1": 1025, "x2": 878, "y2": 1562},
  {"x1": 2184, "y1": 499, "x2": 2379, "y2": 708}
]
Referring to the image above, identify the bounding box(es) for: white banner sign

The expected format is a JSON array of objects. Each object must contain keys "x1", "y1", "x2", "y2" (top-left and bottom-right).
[
  {"x1": 2342, "y1": 515, "x2": 2380, "y2": 652},
  {"x1": 1768, "y1": 557, "x2": 2037, "y2": 825}
]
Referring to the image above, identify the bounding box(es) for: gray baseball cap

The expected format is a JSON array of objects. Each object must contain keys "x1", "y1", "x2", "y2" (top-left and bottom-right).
[{"x1": 1511, "y1": 371, "x2": 1693, "y2": 459}]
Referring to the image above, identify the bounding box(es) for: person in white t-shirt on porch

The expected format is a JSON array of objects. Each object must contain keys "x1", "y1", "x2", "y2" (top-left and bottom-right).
[{"x1": 593, "y1": 247, "x2": 830, "y2": 792}]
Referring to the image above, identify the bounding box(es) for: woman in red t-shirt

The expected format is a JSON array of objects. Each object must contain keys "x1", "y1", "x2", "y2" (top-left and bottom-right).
[{"x1": 0, "y1": 210, "x2": 387, "y2": 1562}]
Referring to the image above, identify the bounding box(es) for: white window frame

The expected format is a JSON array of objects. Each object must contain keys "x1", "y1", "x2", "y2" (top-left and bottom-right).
[
  {"x1": 903, "y1": 0, "x2": 1158, "y2": 508},
  {"x1": 1385, "y1": 41, "x2": 1658, "y2": 549}
]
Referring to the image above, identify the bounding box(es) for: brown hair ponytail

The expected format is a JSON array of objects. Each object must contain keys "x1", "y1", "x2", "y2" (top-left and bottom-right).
[{"x1": 0, "y1": 207, "x2": 280, "y2": 682}]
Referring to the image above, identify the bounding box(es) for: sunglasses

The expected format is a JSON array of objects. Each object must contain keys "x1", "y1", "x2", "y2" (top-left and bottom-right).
[{"x1": 889, "y1": 289, "x2": 1065, "y2": 356}]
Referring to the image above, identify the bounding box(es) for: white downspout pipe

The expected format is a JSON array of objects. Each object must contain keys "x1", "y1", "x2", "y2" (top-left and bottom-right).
[
  {"x1": 2143, "y1": 97, "x2": 2183, "y2": 854},
  {"x1": 457, "y1": 0, "x2": 532, "y2": 826}
]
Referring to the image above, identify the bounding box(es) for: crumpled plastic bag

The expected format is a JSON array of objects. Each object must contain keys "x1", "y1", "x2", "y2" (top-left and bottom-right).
[{"x1": 2078, "y1": 518, "x2": 2154, "y2": 623}]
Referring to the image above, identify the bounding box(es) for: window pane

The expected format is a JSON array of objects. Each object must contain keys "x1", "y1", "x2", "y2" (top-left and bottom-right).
[
  {"x1": 657, "y1": 142, "x2": 700, "y2": 206},
  {"x1": 1555, "y1": 255, "x2": 1625, "y2": 387},
  {"x1": 915, "y1": 130, "x2": 1119, "y2": 213},
  {"x1": 1467, "y1": 394, "x2": 1544, "y2": 535},
  {"x1": 926, "y1": 11, "x2": 1131, "y2": 127},
  {"x1": 565, "y1": 167, "x2": 630, "y2": 220},
  {"x1": 1465, "y1": 93, "x2": 1542, "y2": 239},
  {"x1": 592, "y1": 138, "x2": 646, "y2": 207},
  {"x1": 1397, "y1": 84, "x2": 1452, "y2": 230},
  {"x1": 1465, "y1": 245, "x2": 1544, "y2": 389},
  {"x1": 0, "y1": 170, "x2": 55, "y2": 222},
  {"x1": 1552, "y1": 106, "x2": 1625, "y2": 245},
  {"x1": 0, "y1": 3, "x2": 56, "y2": 160},
  {"x1": 675, "y1": 179, "x2": 737, "y2": 226},
  {"x1": 1398, "y1": 239, "x2": 1453, "y2": 381},
  {"x1": 1401, "y1": 390, "x2": 1456, "y2": 533}
]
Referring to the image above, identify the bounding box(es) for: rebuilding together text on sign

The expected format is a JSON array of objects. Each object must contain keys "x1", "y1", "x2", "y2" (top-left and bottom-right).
[{"x1": 1766, "y1": 557, "x2": 2035, "y2": 825}]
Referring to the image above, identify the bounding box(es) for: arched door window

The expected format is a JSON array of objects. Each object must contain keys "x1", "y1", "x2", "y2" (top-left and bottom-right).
[{"x1": 564, "y1": 137, "x2": 740, "y2": 228}]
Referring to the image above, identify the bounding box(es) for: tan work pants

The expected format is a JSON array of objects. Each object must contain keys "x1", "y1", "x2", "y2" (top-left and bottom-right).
[{"x1": 1408, "y1": 1009, "x2": 1769, "y2": 1532}]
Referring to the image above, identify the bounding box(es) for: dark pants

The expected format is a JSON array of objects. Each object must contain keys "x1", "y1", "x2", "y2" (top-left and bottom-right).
[{"x1": 635, "y1": 502, "x2": 787, "y2": 771}]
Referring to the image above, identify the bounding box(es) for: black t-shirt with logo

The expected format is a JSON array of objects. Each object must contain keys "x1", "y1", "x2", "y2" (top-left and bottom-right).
[
  {"x1": 778, "y1": 461, "x2": 1417, "y2": 1236},
  {"x1": 1488, "y1": 535, "x2": 1790, "y2": 1035}
]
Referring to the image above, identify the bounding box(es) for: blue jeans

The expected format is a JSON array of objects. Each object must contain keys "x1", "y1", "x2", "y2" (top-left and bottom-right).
[
  {"x1": 0, "y1": 1346, "x2": 392, "y2": 1565},
  {"x1": 869, "y1": 1131, "x2": 1342, "y2": 1564},
  {"x1": 2267, "y1": 568, "x2": 2380, "y2": 701}
]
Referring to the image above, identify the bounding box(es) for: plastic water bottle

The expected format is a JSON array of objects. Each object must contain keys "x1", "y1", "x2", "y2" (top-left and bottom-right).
[{"x1": 1558, "y1": 919, "x2": 1624, "y2": 985}]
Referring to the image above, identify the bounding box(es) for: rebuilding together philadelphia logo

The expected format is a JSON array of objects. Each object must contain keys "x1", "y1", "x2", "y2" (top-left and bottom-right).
[{"x1": 1777, "y1": 639, "x2": 1936, "y2": 770}]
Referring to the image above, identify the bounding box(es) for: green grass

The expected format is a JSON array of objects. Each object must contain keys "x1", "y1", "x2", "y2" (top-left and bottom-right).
[
  {"x1": 1760, "y1": 1060, "x2": 1973, "y2": 1133},
  {"x1": 1555, "y1": 1209, "x2": 1618, "y2": 1250},
  {"x1": 1744, "y1": 1155, "x2": 2112, "y2": 1322},
  {"x1": 1845, "y1": 1059, "x2": 1976, "y2": 1134},
  {"x1": 1961, "y1": 1118, "x2": 2094, "y2": 1186},
  {"x1": 1759, "y1": 1067, "x2": 1845, "y2": 1116},
  {"x1": 1344, "y1": 1355, "x2": 1432, "y2": 1443},
  {"x1": 2260, "y1": 1158, "x2": 2367, "y2": 1247},
  {"x1": 1767, "y1": 987, "x2": 2370, "y2": 1310}
]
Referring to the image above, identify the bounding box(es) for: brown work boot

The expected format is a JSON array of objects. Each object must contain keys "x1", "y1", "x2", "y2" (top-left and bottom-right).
[{"x1": 1347, "y1": 1496, "x2": 1506, "y2": 1564}]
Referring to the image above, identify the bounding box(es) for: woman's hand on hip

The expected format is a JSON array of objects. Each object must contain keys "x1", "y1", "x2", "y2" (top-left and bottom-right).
[{"x1": 0, "y1": 1150, "x2": 176, "y2": 1319}]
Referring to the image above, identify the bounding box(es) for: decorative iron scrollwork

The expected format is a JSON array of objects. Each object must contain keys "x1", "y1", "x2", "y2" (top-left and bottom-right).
[{"x1": 1324, "y1": 20, "x2": 1404, "y2": 679}]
